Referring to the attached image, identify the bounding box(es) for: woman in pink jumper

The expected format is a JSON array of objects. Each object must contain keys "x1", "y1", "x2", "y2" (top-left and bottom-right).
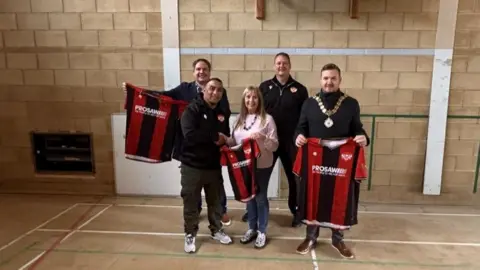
[{"x1": 226, "y1": 86, "x2": 279, "y2": 249}]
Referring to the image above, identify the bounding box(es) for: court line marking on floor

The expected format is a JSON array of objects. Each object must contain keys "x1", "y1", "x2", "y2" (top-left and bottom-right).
[
  {"x1": 34, "y1": 228, "x2": 480, "y2": 247},
  {"x1": 0, "y1": 203, "x2": 78, "y2": 253},
  {"x1": 18, "y1": 252, "x2": 46, "y2": 270},
  {"x1": 59, "y1": 205, "x2": 112, "y2": 244},
  {"x1": 75, "y1": 202, "x2": 480, "y2": 217},
  {"x1": 0, "y1": 242, "x2": 42, "y2": 268},
  {"x1": 311, "y1": 249, "x2": 319, "y2": 270},
  {"x1": 24, "y1": 246, "x2": 472, "y2": 268},
  {"x1": 18, "y1": 199, "x2": 109, "y2": 270}
]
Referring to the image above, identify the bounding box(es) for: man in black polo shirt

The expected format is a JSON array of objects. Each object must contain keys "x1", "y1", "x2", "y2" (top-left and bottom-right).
[{"x1": 258, "y1": 52, "x2": 309, "y2": 227}]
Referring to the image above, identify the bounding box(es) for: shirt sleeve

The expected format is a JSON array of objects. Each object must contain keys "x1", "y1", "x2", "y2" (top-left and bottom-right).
[
  {"x1": 226, "y1": 115, "x2": 239, "y2": 146},
  {"x1": 294, "y1": 98, "x2": 310, "y2": 139},
  {"x1": 263, "y1": 115, "x2": 279, "y2": 152},
  {"x1": 349, "y1": 98, "x2": 370, "y2": 146}
]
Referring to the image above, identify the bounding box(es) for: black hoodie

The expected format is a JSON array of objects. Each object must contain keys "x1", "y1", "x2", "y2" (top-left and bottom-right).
[{"x1": 179, "y1": 93, "x2": 226, "y2": 170}]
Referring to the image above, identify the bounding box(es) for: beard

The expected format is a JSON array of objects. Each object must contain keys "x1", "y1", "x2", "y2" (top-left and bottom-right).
[
  {"x1": 205, "y1": 98, "x2": 219, "y2": 108},
  {"x1": 323, "y1": 84, "x2": 336, "y2": 91}
]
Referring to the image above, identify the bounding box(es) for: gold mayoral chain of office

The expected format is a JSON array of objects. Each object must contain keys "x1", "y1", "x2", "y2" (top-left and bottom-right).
[{"x1": 313, "y1": 94, "x2": 347, "y2": 128}]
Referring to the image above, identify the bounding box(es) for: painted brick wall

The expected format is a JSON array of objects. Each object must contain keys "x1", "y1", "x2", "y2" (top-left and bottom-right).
[
  {"x1": 0, "y1": 0, "x2": 478, "y2": 205},
  {"x1": 445, "y1": 0, "x2": 480, "y2": 203},
  {"x1": 0, "y1": 0, "x2": 164, "y2": 194},
  {"x1": 178, "y1": 0, "x2": 480, "y2": 205}
]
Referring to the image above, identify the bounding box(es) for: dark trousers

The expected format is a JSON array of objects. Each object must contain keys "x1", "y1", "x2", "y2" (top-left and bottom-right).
[
  {"x1": 180, "y1": 164, "x2": 223, "y2": 236},
  {"x1": 272, "y1": 140, "x2": 297, "y2": 215},
  {"x1": 306, "y1": 225, "x2": 344, "y2": 245},
  {"x1": 197, "y1": 176, "x2": 227, "y2": 214}
]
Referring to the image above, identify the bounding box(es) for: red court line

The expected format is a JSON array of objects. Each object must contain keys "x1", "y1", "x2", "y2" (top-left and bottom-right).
[{"x1": 26, "y1": 196, "x2": 106, "y2": 270}]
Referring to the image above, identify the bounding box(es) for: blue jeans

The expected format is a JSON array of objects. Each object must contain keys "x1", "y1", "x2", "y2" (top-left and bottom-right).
[
  {"x1": 198, "y1": 175, "x2": 227, "y2": 214},
  {"x1": 247, "y1": 168, "x2": 272, "y2": 233}
]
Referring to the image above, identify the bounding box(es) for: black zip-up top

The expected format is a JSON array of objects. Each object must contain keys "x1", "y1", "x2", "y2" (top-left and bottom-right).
[
  {"x1": 179, "y1": 93, "x2": 225, "y2": 170},
  {"x1": 259, "y1": 75, "x2": 308, "y2": 143},
  {"x1": 143, "y1": 81, "x2": 231, "y2": 161}
]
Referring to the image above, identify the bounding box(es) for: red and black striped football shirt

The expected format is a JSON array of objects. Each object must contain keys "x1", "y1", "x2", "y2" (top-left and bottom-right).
[
  {"x1": 220, "y1": 139, "x2": 261, "y2": 203},
  {"x1": 124, "y1": 83, "x2": 188, "y2": 163},
  {"x1": 293, "y1": 138, "x2": 367, "y2": 230}
]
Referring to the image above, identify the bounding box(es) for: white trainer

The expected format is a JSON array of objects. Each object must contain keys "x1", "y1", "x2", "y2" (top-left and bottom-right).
[
  {"x1": 211, "y1": 230, "x2": 233, "y2": 245},
  {"x1": 254, "y1": 232, "x2": 266, "y2": 249},
  {"x1": 184, "y1": 234, "x2": 196, "y2": 253}
]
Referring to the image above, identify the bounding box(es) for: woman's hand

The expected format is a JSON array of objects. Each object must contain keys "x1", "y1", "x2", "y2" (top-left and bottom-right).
[{"x1": 249, "y1": 132, "x2": 264, "y2": 140}]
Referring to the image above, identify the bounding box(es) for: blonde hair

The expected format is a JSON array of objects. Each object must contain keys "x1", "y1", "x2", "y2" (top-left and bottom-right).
[{"x1": 233, "y1": 86, "x2": 267, "y2": 131}]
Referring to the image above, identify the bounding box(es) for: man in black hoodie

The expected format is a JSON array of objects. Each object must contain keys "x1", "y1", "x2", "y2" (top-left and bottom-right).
[
  {"x1": 122, "y1": 59, "x2": 232, "y2": 226},
  {"x1": 159, "y1": 59, "x2": 232, "y2": 225},
  {"x1": 180, "y1": 78, "x2": 233, "y2": 254}
]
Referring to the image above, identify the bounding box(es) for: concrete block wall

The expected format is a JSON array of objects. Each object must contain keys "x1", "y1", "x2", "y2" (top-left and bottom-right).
[
  {"x1": 178, "y1": 0, "x2": 480, "y2": 205},
  {"x1": 0, "y1": 0, "x2": 479, "y2": 205},
  {"x1": 445, "y1": 0, "x2": 480, "y2": 204},
  {"x1": 0, "y1": 0, "x2": 164, "y2": 194}
]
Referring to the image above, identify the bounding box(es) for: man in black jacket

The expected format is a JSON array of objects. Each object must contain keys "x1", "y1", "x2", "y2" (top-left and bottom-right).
[
  {"x1": 122, "y1": 59, "x2": 232, "y2": 226},
  {"x1": 180, "y1": 78, "x2": 233, "y2": 254},
  {"x1": 160, "y1": 59, "x2": 232, "y2": 225},
  {"x1": 257, "y1": 52, "x2": 309, "y2": 227}
]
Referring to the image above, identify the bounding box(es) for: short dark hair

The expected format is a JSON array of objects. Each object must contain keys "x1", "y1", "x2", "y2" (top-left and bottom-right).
[
  {"x1": 192, "y1": 58, "x2": 211, "y2": 70},
  {"x1": 274, "y1": 52, "x2": 291, "y2": 63},
  {"x1": 207, "y1": 77, "x2": 223, "y2": 85},
  {"x1": 321, "y1": 63, "x2": 341, "y2": 76}
]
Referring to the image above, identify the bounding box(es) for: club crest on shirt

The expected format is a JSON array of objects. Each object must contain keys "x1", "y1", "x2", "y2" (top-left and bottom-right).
[
  {"x1": 290, "y1": 87, "x2": 297, "y2": 93},
  {"x1": 341, "y1": 153, "x2": 353, "y2": 161},
  {"x1": 217, "y1": 114, "x2": 225, "y2": 122}
]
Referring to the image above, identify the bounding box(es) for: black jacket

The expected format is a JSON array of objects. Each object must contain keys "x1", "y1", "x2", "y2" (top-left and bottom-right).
[
  {"x1": 259, "y1": 75, "x2": 308, "y2": 144},
  {"x1": 179, "y1": 93, "x2": 226, "y2": 170},
  {"x1": 144, "y1": 81, "x2": 231, "y2": 160}
]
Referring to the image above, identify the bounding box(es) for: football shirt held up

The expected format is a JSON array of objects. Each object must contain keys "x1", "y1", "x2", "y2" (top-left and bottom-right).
[
  {"x1": 293, "y1": 138, "x2": 367, "y2": 230},
  {"x1": 124, "y1": 83, "x2": 188, "y2": 163},
  {"x1": 220, "y1": 139, "x2": 261, "y2": 203}
]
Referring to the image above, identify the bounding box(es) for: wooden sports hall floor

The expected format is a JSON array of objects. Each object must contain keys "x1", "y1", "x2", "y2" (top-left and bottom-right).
[{"x1": 1, "y1": 194, "x2": 479, "y2": 270}]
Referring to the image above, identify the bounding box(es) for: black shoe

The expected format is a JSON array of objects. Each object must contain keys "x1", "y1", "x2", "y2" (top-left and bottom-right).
[
  {"x1": 241, "y1": 212, "x2": 248, "y2": 222},
  {"x1": 291, "y1": 216, "x2": 301, "y2": 228}
]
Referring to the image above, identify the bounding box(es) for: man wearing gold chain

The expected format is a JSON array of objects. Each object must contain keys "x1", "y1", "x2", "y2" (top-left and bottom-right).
[{"x1": 293, "y1": 63, "x2": 369, "y2": 259}]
